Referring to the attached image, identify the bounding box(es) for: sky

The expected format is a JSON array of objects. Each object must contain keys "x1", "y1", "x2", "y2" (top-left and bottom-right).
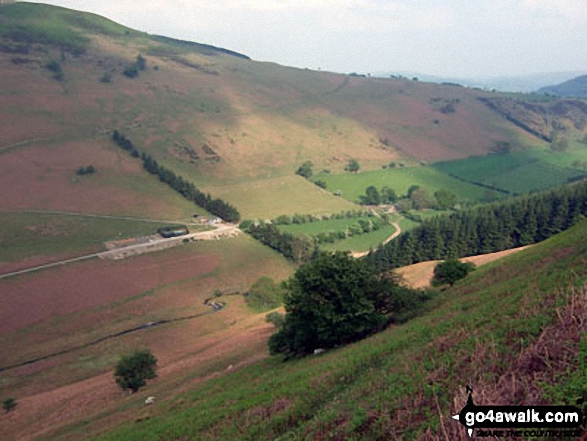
[{"x1": 32, "y1": 0, "x2": 587, "y2": 79}]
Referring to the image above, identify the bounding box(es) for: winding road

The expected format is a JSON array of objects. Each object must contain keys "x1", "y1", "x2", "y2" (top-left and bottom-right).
[{"x1": 351, "y1": 222, "x2": 401, "y2": 258}]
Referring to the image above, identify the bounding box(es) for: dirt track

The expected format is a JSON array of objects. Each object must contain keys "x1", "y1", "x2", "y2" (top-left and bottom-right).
[{"x1": 351, "y1": 222, "x2": 401, "y2": 258}]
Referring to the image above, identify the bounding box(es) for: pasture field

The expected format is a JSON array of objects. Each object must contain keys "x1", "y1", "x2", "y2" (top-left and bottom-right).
[
  {"x1": 277, "y1": 216, "x2": 397, "y2": 253},
  {"x1": 276, "y1": 216, "x2": 379, "y2": 236},
  {"x1": 315, "y1": 166, "x2": 494, "y2": 203},
  {"x1": 205, "y1": 176, "x2": 358, "y2": 219},
  {"x1": 433, "y1": 149, "x2": 587, "y2": 194},
  {"x1": 321, "y1": 224, "x2": 396, "y2": 253},
  {"x1": 92, "y1": 217, "x2": 587, "y2": 441},
  {"x1": 0, "y1": 212, "x2": 203, "y2": 269}
]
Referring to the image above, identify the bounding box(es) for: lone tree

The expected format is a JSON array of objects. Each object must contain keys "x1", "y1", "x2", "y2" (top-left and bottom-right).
[
  {"x1": 345, "y1": 159, "x2": 360, "y2": 173},
  {"x1": 2, "y1": 397, "x2": 17, "y2": 413},
  {"x1": 432, "y1": 259, "x2": 475, "y2": 287},
  {"x1": 114, "y1": 349, "x2": 158, "y2": 393},
  {"x1": 268, "y1": 252, "x2": 416, "y2": 358}
]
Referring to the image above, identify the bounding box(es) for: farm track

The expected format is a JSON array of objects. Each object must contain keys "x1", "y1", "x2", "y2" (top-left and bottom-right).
[
  {"x1": 0, "y1": 301, "x2": 226, "y2": 373},
  {"x1": 0, "y1": 223, "x2": 240, "y2": 280},
  {"x1": 351, "y1": 222, "x2": 401, "y2": 258}
]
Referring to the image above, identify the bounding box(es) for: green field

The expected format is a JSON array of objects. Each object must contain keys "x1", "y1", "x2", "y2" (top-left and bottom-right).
[
  {"x1": 276, "y1": 216, "x2": 397, "y2": 253},
  {"x1": 0, "y1": 212, "x2": 206, "y2": 264},
  {"x1": 277, "y1": 216, "x2": 379, "y2": 236},
  {"x1": 433, "y1": 149, "x2": 587, "y2": 194},
  {"x1": 321, "y1": 224, "x2": 396, "y2": 252},
  {"x1": 94, "y1": 216, "x2": 587, "y2": 441},
  {"x1": 206, "y1": 176, "x2": 358, "y2": 219},
  {"x1": 316, "y1": 166, "x2": 495, "y2": 203}
]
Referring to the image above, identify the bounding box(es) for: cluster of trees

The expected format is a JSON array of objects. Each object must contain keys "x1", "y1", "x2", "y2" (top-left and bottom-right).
[
  {"x1": 268, "y1": 252, "x2": 427, "y2": 358},
  {"x1": 272, "y1": 210, "x2": 376, "y2": 225},
  {"x1": 314, "y1": 218, "x2": 384, "y2": 245},
  {"x1": 360, "y1": 186, "x2": 398, "y2": 205},
  {"x1": 241, "y1": 221, "x2": 317, "y2": 263},
  {"x1": 112, "y1": 131, "x2": 240, "y2": 222},
  {"x1": 371, "y1": 180, "x2": 587, "y2": 271},
  {"x1": 76, "y1": 165, "x2": 95, "y2": 176},
  {"x1": 242, "y1": 211, "x2": 386, "y2": 253},
  {"x1": 394, "y1": 186, "x2": 458, "y2": 211},
  {"x1": 123, "y1": 54, "x2": 147, "y2": 78}
]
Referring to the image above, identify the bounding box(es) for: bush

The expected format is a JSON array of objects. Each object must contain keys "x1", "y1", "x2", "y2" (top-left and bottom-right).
[
  {"x1": 296, "y1": 161, "x2": 313, "y2": 179},
  {"x1": 46, "y1": 59, "x2": 64, "y2": 81},
  {"x1": 345, "y1": 159, "x2": 360, "y2": 173},
  {"x1": 2, "y1": 397, "x2": 17, "y2": 413},
  {"x1": 432, "y1": 259, "x2": 475, "y2": 287},
  {"x1": 266, "y1": 312, "x2": 285, "y2": 329},
  {"x1": 100, "y1": 72, "x2": 112, "y2": 83},
  {"x1": 123, "y1": 65, "x2": 139, "y2": 78},
  {"x1": 76, "y1": 165, "x2": 96, "y2": 176},
  {"x1": 314, "y1": 180, "x2": 327, "y2": 189},
  {"x1": 246, "y1": 277, "x2": 285, "y2": 311},
  {"x1": 114, "y1": 349, "x2": 157, "y2": 393}
]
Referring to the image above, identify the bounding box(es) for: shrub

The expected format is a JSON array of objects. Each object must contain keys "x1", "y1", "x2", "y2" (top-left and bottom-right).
[
  {"x1": 345, "y1": 159, "x2": 360, "y2": 173},
  {"x1": 266, "y1": 312, "x2": 285, "y2": 329},
  {"x1": 2, "y1": 397, "x2": 17, "y2": 413},
  {"x1": 296, "y1": 161, "x2": 313, "y2": 179},
  {"x1": 114, "y1": 349, "x2": 157, "y2": 393},
  {"x1": 76, "y1": 165, "x2": 96, "y2": 176},
  {"x1": 123, "y1": 65, "x2": 139, "y2": 78},
  {"x1": 432, "y1": 259, "x2": 476, "y2": 287},
  {"x1": 246, "y1": 277, "x2": 285, "y2": 311}
]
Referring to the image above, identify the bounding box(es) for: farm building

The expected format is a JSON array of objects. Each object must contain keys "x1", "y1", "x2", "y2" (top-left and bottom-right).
[{"x1": 157, "y1": 225, "x2": 189, "y2": 238}]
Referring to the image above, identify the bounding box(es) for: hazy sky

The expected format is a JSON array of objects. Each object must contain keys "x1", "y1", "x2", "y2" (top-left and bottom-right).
[{"x1": 33, "y1": 0, "x2": 587, "y2": 78}]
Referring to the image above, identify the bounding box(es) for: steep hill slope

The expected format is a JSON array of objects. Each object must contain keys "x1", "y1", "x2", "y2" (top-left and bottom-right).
[
  {"x1": 539, "y1": 75, "x2": 587, "y2": 98},
  {"x1": 91, "y1": 220, "x2": 587, "y2": 440},
  {"x1": 0, "y1": 2, "x2": 552, "y2": 219}
]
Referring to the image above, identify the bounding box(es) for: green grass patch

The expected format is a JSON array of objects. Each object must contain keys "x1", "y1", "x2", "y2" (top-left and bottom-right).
[
  {"x1": 206, "y1": 176, "x2": 358, "y2": 219},
  {"x1": 317, "y1": 167, "x2": 493, "y2": 203},
  {"x1": 277, "y1": 216, "x2": 377, "y2": 236},
  {"x1": 322, "y1": 224, "x2": 396, "y2": 252},
  {"x1": 433, "y1": 150, "x2": 587, "y2": 194}
]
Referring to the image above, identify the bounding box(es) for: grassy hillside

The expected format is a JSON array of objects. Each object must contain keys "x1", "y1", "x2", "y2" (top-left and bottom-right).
[
  {"x1": 91, "y1": 222, "x2": 587, "y2": 441},
  {"x1": 0, "y1": 1, "x2": 563, "y2": 224}
]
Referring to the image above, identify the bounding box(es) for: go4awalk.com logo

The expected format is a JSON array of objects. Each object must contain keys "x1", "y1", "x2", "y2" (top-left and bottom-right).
[{"x1": 452, "y1": 386, "x2": 585, "y2": 438}]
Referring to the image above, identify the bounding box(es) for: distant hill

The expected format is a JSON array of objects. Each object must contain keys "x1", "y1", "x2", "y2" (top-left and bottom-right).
[
  {"x1": 377, "y1": 70, "x2": 586, "y2": 93},
  {"x1": 539, "y1": 74, "x2": 587, "y2": 97}
]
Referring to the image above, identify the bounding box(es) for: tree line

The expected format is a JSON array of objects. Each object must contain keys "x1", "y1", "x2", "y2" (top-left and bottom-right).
[
  {"x1": 112, "y1": 131, "x2": 240, "y2": 222},
  {"x1": 370, "y1": 180, "x2": 587, "y2": 271},
  {"x1": 240, "y1": 221, "x2": 317, "y2": 263}
]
